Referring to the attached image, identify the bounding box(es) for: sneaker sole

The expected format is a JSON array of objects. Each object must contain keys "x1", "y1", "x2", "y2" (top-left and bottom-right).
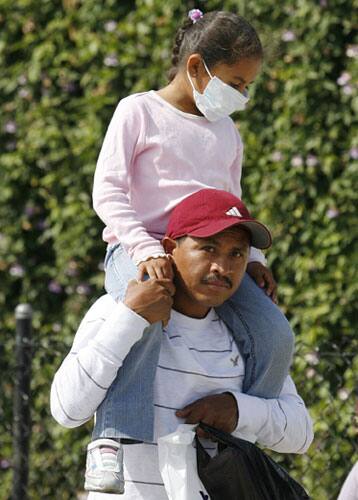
[{"x1": 84, "y1": 483, "x2": 124, "y2": 494}]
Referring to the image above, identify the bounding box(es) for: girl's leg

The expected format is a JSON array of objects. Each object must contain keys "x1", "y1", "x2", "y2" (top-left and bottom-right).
[
  {"x1": 103, "y1": 244, "x2": 137, "y2": 302},
  {"x1": 92, "y1": 244, "x2": 162, "y2": 442},
  {"x1": 216, "y1": 273, "x2": 294, "y2": 398}
]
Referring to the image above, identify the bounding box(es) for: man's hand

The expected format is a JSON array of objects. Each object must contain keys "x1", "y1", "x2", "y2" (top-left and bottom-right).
[
  {"x1": 175, "y1": 393, "x2": 238, "y2": 438},
  {"x1": 124, "y1": 278, "x2": 175, "y2": 326},
  {"x1": 137, "y1": 256, "x2": 174, "y2": 281},
  {"x1": 247, "y1": 262, "x2": 278, "y2": 304}
]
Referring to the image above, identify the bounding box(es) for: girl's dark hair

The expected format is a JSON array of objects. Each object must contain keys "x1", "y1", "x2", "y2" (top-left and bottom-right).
[{"x1": 168, "y1": 11, "x2": 263, "y2": 81}]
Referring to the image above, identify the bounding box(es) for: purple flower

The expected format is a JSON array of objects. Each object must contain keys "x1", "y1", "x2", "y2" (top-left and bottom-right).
[
  {"x1": 104, "y1": 54, "x2": 119, "y2": 67},
  {"x1": 61, "y1": 81, "x2": 77, "y2": 93},
  {"x1": 282, "y1": 30, "x2": 296, "y2": 42},
  {"x1": 326, "y1": 208, "x2": 339, "y2": 219},
  {"x1": 77, "y1": 283, "x2": 91, "y2": 295},
  {"x1": 346, "y1": 45, "x2": 358, "y2": 58},
  {"x1": 24, "y1": 205, "x2": 36, "y2": 217},
  {"x1": 4, "y1": 121, "x2": 16, "y2": 134},
  {"x1": 338, "y1": 388, "x2": 349, "y2": 401},
  {"x1": 104, "y1": 20, "x2": 117, "y2": 32},
  {"x1": 66, "y1": 268, "x2": 78, "y2": 277},
  {"x1": 349, "y1": 147, "x2": 358, "y2": 160},
  {"x1": 291, "y1": 155, "x2": 303, "y2": 167},
  {"x1": 304, "y1": 352, "x2": 319, "y2": 365},
  {"x1": 320, "y1": 0, "x2": 327, "y2": 6},
  {"x1": 18, "y1": 74, "x2": 27, "y2": 85},
  {"x1": 36, "y1": 219, "x2": 49, "y2": 230},
  {"x1": 98, "y1": 262, "x2": 105, "y2": 271},
  {"x1": 337, "y1": 72, "x2": 351, "y2": 86},
  {"x1": 19, "y1": 88, "x2": 30, "y2": 99},
  {"x1": 37, "y1": 160, "x2": 50, "y2": 170},
  {"x1": 306, "y1": 368, "x2": 316, "y2": 379},
  {"x1": 9, "y1": 264, "x2": 25, "y2": 277},
  {"x1": 48, "y1": 280, "x2": 62, "y2": 294},
  {"x1": 0, "y1": 459, "x2": 10, "y2": 470},
  {"x1": 65, "y1": 260, "x2": 79, "y2": 277},
  {"x1": 271, "y1": 151, "x2": 283, "y2": 162},
  {"x1": 306, "y1": 154, "x2": 318, "y2": 167},
  {"x1": 343, "y1": 85, "x2": 353, "y2": 95},
  {"x1": 52, "y1": 323, "x2": 61, "y2": 332}
]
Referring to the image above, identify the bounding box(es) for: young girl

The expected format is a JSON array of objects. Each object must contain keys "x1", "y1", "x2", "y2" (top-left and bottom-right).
[{"x1": 87, "y1": 9, "x2": 294, "y2": 494}]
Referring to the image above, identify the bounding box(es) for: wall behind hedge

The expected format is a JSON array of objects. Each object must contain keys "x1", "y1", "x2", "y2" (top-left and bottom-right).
[{"x1": 0, "y1": 0, "x2": 356, "y2": 498}]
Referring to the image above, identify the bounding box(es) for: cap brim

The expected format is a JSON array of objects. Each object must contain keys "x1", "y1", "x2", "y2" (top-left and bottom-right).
[{"x1": 188, "y1": 218, "x2": 272, "y2": 249}]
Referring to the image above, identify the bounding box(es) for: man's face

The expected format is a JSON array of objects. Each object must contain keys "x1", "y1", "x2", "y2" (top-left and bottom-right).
[{"x1": 163, "y1": 227, "x2": 250, "y2": 318}]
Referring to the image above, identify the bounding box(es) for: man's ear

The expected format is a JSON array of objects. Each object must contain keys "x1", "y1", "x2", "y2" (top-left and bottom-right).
[{"x1": 162, "y1": 237, "x2": 177, "y2": 256}]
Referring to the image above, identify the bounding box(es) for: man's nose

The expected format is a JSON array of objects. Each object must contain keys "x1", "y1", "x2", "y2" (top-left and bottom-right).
[{"x1": 210, "y1": 258, "x2": 233, "y2": 275}]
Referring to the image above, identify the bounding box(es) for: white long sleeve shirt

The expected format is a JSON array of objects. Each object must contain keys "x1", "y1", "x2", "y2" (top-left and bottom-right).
[
  {"x1": 92, "y1": 91, "x2": 266, "y2": 266},
  {"x1": 51, "y1": 295, "x2": 313, "y2": 500}
]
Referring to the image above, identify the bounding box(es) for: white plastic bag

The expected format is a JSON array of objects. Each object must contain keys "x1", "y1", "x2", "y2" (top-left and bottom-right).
[{"x1": 158, "y1": 424, "x2": 210, "y2": 500}]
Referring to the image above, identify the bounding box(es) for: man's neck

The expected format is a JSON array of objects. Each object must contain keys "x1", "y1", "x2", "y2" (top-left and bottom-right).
[{"x1": 172, "y1": 296, "x2": 210, "y2": 319}]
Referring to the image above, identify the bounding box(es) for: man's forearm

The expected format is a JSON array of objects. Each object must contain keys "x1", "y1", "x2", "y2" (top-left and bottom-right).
[{"x1": 231, "y1": 376, "x2": 314, "y2": 454}]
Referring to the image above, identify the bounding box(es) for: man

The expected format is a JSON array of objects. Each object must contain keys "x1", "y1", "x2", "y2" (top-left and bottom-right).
[{"x1": 51, "y1": 189, "x2": 313, "y2": 499}]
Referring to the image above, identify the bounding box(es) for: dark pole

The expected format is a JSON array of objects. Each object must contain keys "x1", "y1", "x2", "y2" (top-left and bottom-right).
[{"x1": 11, "y1": 304, "x2": 33, "y2": 500}]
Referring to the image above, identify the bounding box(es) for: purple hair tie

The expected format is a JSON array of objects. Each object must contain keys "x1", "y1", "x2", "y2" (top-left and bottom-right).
[{"x1": 188, "y1": 8, "x2": 203, "y2": 23}]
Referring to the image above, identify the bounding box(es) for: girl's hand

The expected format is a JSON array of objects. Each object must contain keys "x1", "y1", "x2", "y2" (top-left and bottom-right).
[
  {"x1": 137, "y1": 256, "x2": 174, "y2": 281},
  {"x1": 247, "y1": 262, "x2": 278, "y2": 304}
]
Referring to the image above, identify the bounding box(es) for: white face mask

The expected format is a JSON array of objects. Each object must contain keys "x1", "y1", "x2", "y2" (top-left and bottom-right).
[{"x1": 187, "y1": 60, "x2": 249, "y2": 122}]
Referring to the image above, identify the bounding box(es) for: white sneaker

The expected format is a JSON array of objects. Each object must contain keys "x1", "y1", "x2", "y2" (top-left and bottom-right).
[{"x1": 84, "y1": 438, "x2": 124, "y2": 494}]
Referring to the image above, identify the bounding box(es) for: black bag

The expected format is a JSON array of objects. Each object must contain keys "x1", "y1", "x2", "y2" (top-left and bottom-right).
[{"x1": 196, "y1": 422, "x2": 310, "y2": 500}]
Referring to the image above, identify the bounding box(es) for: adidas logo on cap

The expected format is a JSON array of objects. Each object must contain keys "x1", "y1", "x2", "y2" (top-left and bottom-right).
[{"x1": 225, "y1": 206, "x2": 242, "y2": 217}]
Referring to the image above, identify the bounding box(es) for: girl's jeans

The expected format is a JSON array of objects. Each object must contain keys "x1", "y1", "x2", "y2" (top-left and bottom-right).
[{"x1": 93, "y1": 244, "x2": 294, "y2": 442}]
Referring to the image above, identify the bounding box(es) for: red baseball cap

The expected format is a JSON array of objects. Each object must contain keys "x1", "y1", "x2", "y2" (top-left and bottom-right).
[{"x1": 165, "y1": 189, "x2": 272, "y2": 249}]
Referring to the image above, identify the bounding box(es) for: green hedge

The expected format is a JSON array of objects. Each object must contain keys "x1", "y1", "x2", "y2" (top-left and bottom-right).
[{"x1": 0, "y1": 0, "x2": 356, "y2": 498}]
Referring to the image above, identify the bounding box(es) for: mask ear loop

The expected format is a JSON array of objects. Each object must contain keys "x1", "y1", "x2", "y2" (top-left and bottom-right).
[
  {"x1": 186, "y1": 68, "x2": 197, "y2": 92},
  {"x1": 186, "y1": 58, "x2": 213, "y2": 94},
  {"x1": 202, "y1": 59, "x2": 214, "y2": 79}
]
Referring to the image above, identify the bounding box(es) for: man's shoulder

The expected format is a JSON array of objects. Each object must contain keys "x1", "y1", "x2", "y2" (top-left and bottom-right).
[{"x1": 83, "y1": 294, "x2": 118, "y2": 322}]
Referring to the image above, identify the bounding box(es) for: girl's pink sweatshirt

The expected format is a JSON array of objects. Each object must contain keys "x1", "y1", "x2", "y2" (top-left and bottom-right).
[{"x1": 93, "y1": 91, "x2": 265, "y2": 265}]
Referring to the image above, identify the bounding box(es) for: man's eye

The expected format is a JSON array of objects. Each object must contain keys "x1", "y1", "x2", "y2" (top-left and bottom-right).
[
  {"x1": 232, "y1": 250, "x2": 243, "y2": 257},
  {"x1": 202, "y1": 246, "x2": 215, "y2": 253}
]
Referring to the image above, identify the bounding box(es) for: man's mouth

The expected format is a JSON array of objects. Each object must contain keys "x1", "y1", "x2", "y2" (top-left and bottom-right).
[{"x1": 202, "y1": 276, "x2": 232, "y2": 289}]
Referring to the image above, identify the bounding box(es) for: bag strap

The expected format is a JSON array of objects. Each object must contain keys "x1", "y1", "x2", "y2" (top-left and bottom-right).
[
  {"x1": 194, "y1": 434, "x2": 213, "y2": 466},
  {"x1": 198, "y1": 421, "x2": 242, "y2": 448}
]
